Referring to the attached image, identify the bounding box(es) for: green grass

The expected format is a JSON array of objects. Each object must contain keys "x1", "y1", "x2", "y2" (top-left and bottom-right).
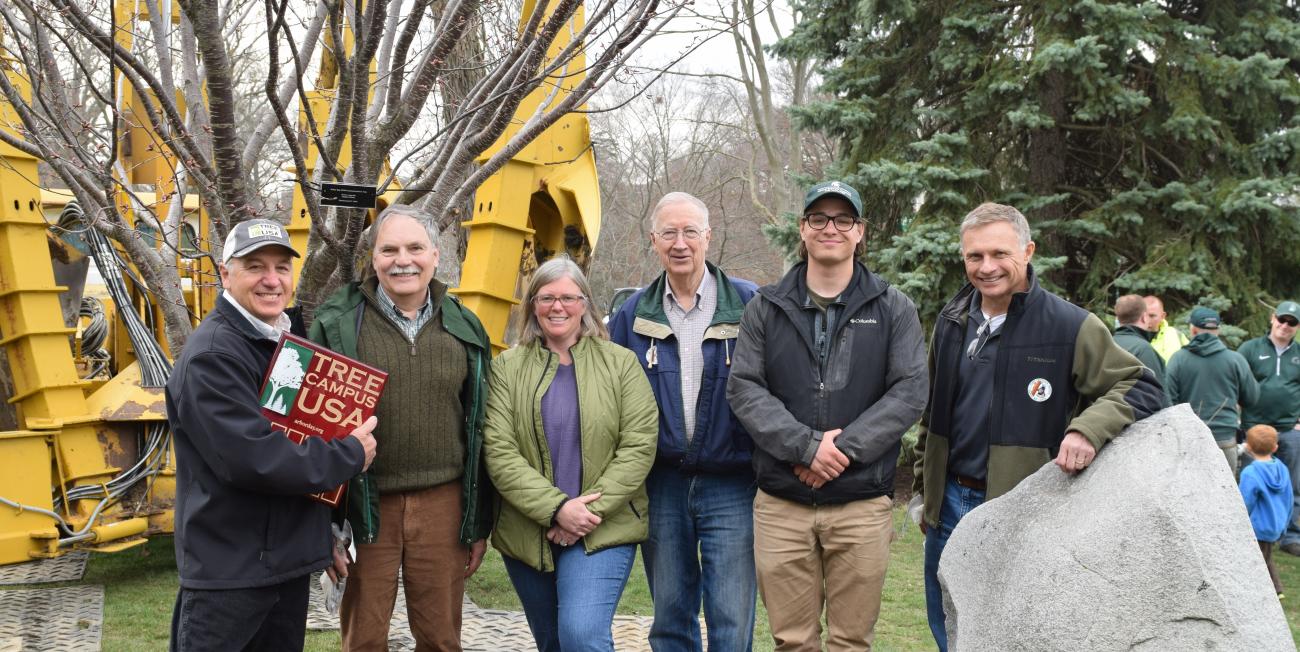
[{"x1": 12, "y1": 506, "x2": 1300, "y2": 650}]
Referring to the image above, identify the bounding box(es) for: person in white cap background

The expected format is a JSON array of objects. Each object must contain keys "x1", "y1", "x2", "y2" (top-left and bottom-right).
[
  {"x1": 166, "y1": 219, "x2": 378, "y2": 651},
  {"x1": 1239, "y1": 300, "x2": 1300, "y2": 555}
]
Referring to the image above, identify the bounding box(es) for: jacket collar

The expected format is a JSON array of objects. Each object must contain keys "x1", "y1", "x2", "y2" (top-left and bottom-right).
[
  {"x1": 523, "y1": 332, "x2": 599, "y2": 362},
  {"x1": 1115, "y1": 324, "x2": 1155, "y2": 342},
  {"x1": 215, "y1": 293, "x2": 277, "y2": 342},
  {"x1": 634, "y1": 261, "x2": 746, "y2": 327},
  {"x1": 333, "y1": 276, "x2": 484, "y2": 353},
  {"x1": 762, "y1": 260, "x2": 886, "y2": 315},
  {"x1": 940, "y1": 263, "x2": 1044, "y2": 325}
]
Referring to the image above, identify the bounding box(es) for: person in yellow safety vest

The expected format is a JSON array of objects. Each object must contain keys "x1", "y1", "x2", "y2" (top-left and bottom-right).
[{"x1": 1144, "y1": 295, "x2": 1189, "y2": 362}]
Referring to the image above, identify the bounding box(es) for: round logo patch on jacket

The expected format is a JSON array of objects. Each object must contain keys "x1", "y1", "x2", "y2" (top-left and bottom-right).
[{"x1": 1028, "y1": 378, "x2": 1052, "y2": 402}]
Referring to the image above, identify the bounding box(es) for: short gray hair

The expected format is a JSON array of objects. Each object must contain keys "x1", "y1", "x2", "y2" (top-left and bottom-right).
[
  {"x1": 518, "y1": 256, "x2": 608, "y2": 344},
  {"x1": 650, "y1": 192, "x2": 709, "y2": 230},
  {"x1": 959, "y1": 202, "x2": 1032, "y2": 249},
  {"x1": 369, "y1": 204, "x2": 440, "y2": 252}
]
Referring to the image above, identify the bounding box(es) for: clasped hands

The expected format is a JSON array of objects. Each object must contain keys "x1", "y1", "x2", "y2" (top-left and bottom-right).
[
  {"x1": 794, "y1": 428, "x2": 849, "y2": 489},
  {"x1": 546, "y1": 492, "x2": 603, "y2": 547}
]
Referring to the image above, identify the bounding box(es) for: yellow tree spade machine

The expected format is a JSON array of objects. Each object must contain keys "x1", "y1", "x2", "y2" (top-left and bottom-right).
[{"x1": 0, "y1": 0, "x2": 600, "y2": 567}]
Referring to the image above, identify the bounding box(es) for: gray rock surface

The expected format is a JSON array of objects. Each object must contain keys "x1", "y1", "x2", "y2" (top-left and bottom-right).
[{"x1": 939, "y1": 404, "x2": 1295, "y2": 651}]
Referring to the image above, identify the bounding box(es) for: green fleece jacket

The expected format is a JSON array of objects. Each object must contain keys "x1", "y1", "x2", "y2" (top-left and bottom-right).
[
  {"x1": 1238, "y1": 336, "x2": 1300, "y2": 431},
  {"x1": 483, "y1": 336, "x2": 658, "y2": 572},
  {"x1": 1165, "y1": 332, "x2": 1259, "y2": 442},
  {"x1": 308, "y1": 277, "x2": 493, "y2": 545},
  {"x1": 1114, "y1": 324, "x2": 1166, "y2": 379}
]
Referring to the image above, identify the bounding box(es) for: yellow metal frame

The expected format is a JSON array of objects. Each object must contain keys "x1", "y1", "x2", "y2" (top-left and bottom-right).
[{"x1": 0, "y1": 0, "x2": 604, "y2": 566}]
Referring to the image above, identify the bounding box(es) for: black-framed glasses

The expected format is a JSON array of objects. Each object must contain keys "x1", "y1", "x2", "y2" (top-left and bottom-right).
[
  {"x1": 803, "y1": 212, "x2": 860, "y2": 232},
  {"x1": 967, "y1": 319, "x2": 993, "y2": 360},
  {"x1": 535, "y1": 294, "x2": 586, "y2": 307},
  {"x1": 1279, "y1": 316, "x2": 1299, "y2": 327}
]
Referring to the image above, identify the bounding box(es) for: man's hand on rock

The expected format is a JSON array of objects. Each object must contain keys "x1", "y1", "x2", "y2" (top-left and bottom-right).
[{"x1": 1054, "y1": 431, "x2": 1095, "y2": 475}]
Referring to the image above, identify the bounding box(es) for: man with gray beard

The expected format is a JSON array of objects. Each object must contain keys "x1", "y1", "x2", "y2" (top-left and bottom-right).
[{"x1": 309, "y1": 205, "x2": 494, "y2": 651}]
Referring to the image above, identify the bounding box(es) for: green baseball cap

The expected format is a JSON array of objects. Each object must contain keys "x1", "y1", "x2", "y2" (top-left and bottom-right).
[
  {"x1": 803, "y1": 180, "x2": 863, "y2": 218},
  {"x1": 1188, "y1": 306, "x2": 1221, "y2": 329},
  {"x1": 1276, "y1": 301, "x2": 1300, "y2": 320}
]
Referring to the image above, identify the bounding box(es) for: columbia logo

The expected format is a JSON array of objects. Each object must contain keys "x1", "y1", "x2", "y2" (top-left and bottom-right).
[{"x1": 850, "y1": 318, "x2": 878, "y2": 325}]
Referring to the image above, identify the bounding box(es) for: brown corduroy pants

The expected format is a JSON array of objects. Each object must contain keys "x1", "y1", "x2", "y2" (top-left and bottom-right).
[{"x1": 340, "y1": 481, "x2": 467, "y2": 652}]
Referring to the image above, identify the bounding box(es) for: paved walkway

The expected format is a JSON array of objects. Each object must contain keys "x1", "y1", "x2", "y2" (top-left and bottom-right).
[{"x1": 306, "y1": 572, "x2": 655, "y2": 651}]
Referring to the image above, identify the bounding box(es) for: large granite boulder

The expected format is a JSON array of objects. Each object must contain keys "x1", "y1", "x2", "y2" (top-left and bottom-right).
[{"x1": 939, "y1": 404, "x2": 1295, "y2": 651}]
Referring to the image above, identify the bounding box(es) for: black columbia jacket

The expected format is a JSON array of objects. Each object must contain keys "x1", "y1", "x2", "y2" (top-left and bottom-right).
[
  {"x1": 166, "y1": 297, "x2": 364, "y2": 590},
  {"x1": 727, "y1": 261, "x2": 928, "y2": 504}
]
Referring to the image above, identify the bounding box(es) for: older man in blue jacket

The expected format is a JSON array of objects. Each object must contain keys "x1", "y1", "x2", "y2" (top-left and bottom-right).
[{"x1": 610, "y1": 192, "x2": 759, "y2": 652}]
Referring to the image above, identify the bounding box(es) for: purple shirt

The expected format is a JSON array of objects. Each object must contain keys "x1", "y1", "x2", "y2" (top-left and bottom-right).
[{"x1": 541, "y1": 363, "x2": 583, "y2": 498}]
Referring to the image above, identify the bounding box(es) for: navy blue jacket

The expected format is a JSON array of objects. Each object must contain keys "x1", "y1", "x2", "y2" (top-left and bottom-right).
[{"x1": 609, "y1": 263, "x2": 757, "y2": 474}]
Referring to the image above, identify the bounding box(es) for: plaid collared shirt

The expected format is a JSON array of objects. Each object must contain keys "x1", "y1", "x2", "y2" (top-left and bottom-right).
[
  {"x1": 664, "y1": 271, "x2": 717, "y2": 441},
  {"x1": 375, "y1": 284, "x2": 434, "y2": 343}
]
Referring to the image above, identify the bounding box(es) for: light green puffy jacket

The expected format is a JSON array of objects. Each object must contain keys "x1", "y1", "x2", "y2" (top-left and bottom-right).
[{"x1": 483, "y1": 336, "x2": 658, "y2": 572}]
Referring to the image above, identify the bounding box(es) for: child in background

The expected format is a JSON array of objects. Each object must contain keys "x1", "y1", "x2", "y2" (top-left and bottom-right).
[{"x1": 1240, "y1": 424, "x2": 1294, "y2": 598}]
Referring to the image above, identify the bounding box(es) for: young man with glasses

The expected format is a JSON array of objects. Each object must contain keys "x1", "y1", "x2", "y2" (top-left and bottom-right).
[
  {"x1": 728, "y1": 180, "x2": 928, "y2": 650},
  {"x1": 609, "y1": 192, "x2": 760, "y2": 652},
  {"x1": 912, "y1": 202, "x2": 1163, "y2": 651},
  {"x1": 1239, "y1": 301, "x2": 1300, "y2": 556}
]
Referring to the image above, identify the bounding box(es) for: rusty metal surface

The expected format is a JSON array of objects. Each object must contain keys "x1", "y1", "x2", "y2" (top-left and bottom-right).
[
  {"x1": 0, "y1": 585, "x2": 102, "y2": 651},
  {"x1": 306, "y1": 571, "x2": 654, "y2": 651}
]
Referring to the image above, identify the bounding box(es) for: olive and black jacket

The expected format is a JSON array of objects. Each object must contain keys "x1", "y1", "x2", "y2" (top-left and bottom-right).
[
  {"x1": 727, "y1": 261, "x2": 928, "y2": 505},
  {"x1": 167, "y1": 297, "x2": 365, "y2": 590},
  {"x1": 913, "y1": 267, "x2": 1165, "y2": 527}
]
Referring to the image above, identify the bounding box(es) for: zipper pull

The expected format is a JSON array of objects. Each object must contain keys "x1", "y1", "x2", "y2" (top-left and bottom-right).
[
  {"x1": 410, "y1": 343, "x2": 417, "y2": 356},
  {"x1": 646, "y1": 341, "x2": 658, "y2": 368}
]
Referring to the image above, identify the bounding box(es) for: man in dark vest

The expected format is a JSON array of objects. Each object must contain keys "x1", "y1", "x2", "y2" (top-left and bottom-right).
[
  {"x1": 913, "y1": 203, "x2": 1164, "y2": 651},
  {"x1": 310, "y1": 205, "x2": 493, "y2": 651}
]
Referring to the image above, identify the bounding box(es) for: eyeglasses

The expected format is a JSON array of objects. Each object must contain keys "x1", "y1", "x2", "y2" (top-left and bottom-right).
[
  {"x1": 967, "y1": 319, "x2": 993, "y2": 361},
  {"x1": 803, "y1": 212, "x2": 860, "y2": 232},
  {"x1": 1279, "y1": 316, "x2": 1299, "y2": 327},
  {"x1": 654, "y1": 228, "x2": 707, "y2": 241},
  {"x1": 534, "y1": 294, "x2": 586, "y2": 307}
]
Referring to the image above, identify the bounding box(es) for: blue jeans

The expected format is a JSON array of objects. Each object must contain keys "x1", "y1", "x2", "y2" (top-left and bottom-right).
[
  {"x1": 924, "y1": 477, "x2": 986, "y2": 652},
  {"x1": 503, "y1": 543, "x2": 636, "y2": 652},
  {"x1": 642, "y1": 466, "x2": 757, "y2": 652},
  {"x1": 1275, "y1": 428, "x2": 1300, "y2": 548}
]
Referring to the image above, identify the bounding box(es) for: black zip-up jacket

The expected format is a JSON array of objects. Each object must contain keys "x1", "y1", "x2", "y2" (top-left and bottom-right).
[
  {"x1": 727, "y1": 261, "x2": 928, "y2": 505},
  {"x1": 166, "y1": 297, "x2": 365, "y2": 590}
]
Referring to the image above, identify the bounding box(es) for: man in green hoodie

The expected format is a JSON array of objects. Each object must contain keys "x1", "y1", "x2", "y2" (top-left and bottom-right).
[{"x1": 1164, "y1": 307, "x2": 1260, "y2": 477}]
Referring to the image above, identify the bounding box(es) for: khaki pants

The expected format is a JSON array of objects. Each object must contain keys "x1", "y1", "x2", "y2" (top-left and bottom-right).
[
  {"x1": 340, "y1": 481, "x2": 467, "y2": 652},
  {"x1": 753, "y1": 490, "x2": 893, "y2": 651},
  {"x1": 1219, "y1": 440, "x2": 1239, "y2": 481}
]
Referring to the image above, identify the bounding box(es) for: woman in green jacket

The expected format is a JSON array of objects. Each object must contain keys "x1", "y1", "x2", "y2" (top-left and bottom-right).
[{"x1": 483, "y1": 257, "x2": 658, "y2": 652}]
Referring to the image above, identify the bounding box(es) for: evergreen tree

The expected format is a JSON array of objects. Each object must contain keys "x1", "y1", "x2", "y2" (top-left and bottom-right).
[{"x1": 774, "y1": 1, "x2": 1300, "y2": 330}]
